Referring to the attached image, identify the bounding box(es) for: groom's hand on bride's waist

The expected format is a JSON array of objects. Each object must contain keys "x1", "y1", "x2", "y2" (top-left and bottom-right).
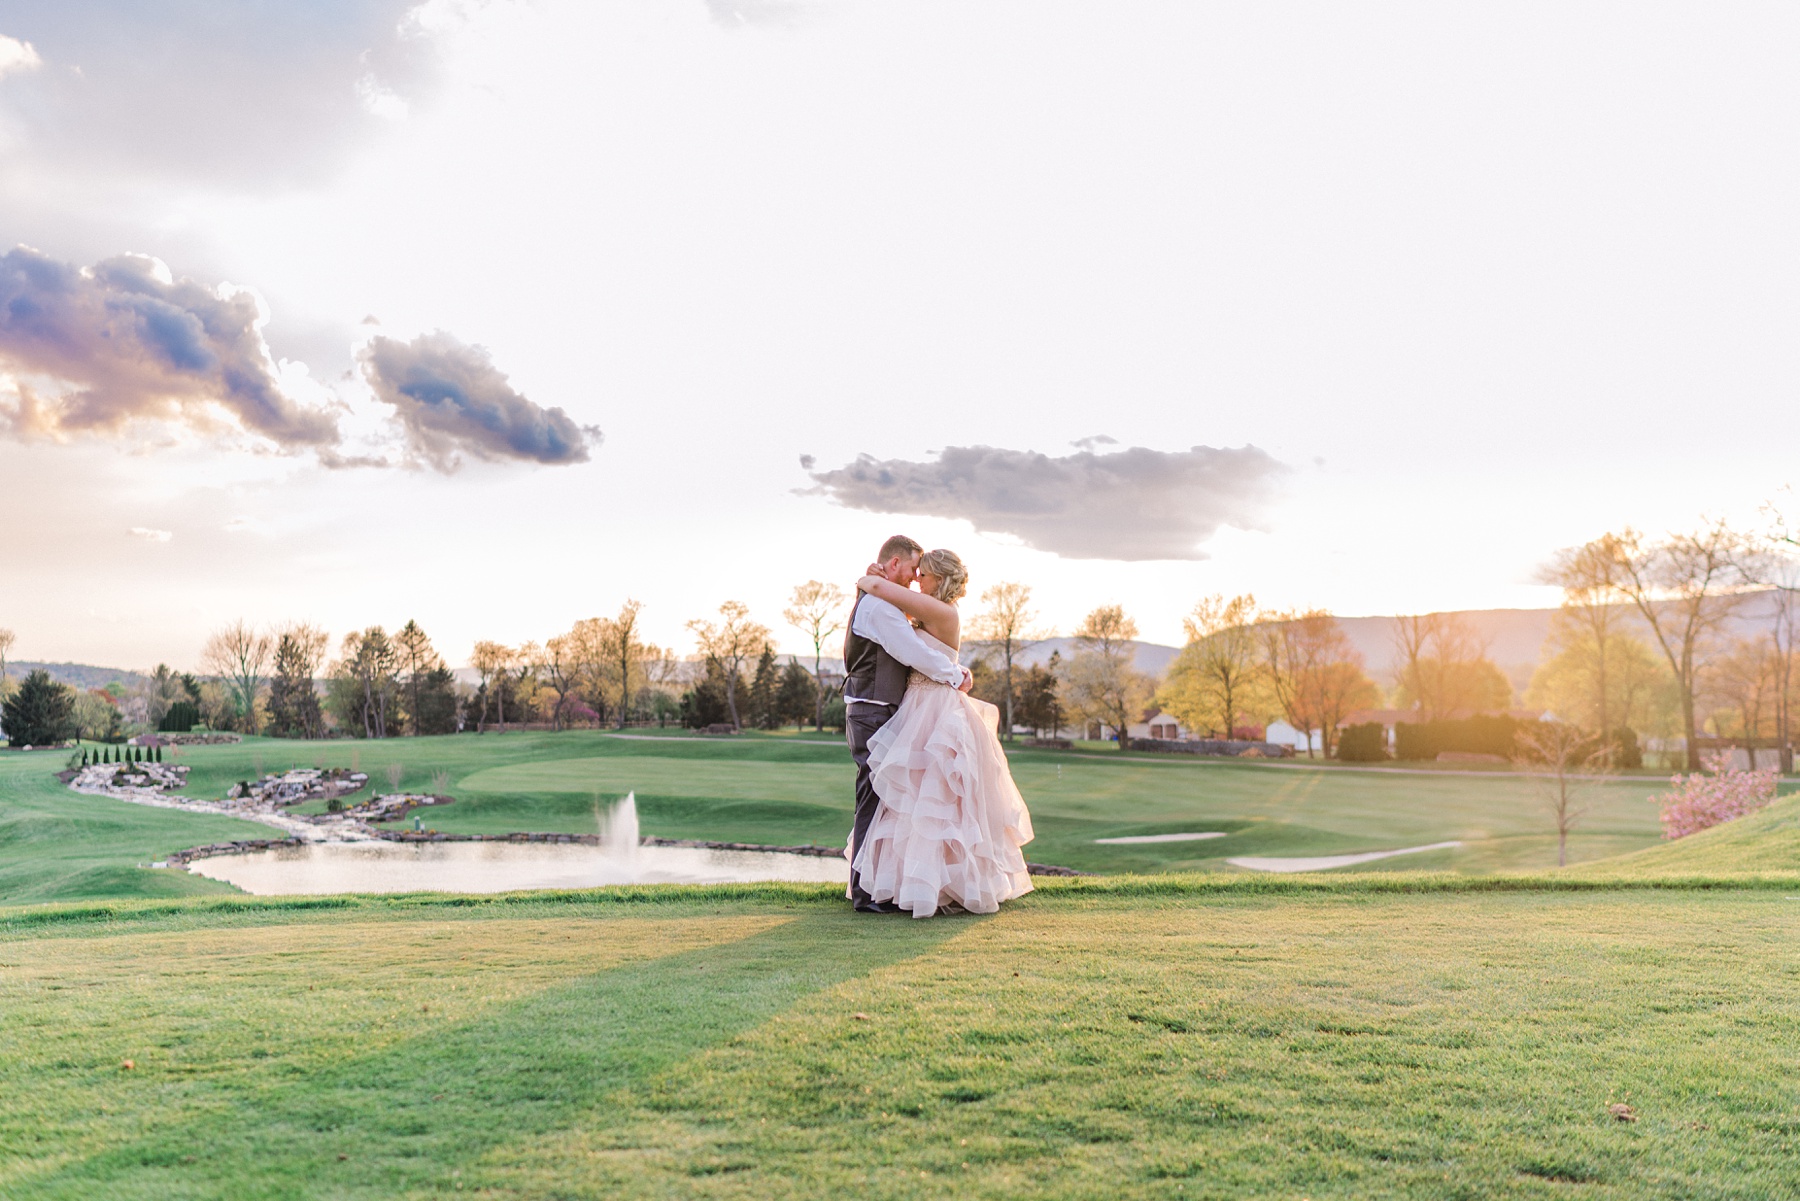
[{"x1": 957, "y1": 667, "x2": 974, "y2": 693}]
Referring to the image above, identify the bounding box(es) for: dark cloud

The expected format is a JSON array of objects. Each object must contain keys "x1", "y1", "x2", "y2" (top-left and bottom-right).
[
  {"x1": 802, "y1": 443, "x2": 1288, "y2": 561},
  {"x1": 359, "y1": 331, "x2": 600, "y2": 471},
  {"x1": 0, "y1": 245, "x2": 338, "y2": 447}
]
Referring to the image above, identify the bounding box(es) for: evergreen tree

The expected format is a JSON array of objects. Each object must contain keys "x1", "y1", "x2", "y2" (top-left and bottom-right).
[
  {"x1": 747, "y1": 645, "x2": 779, "y2": 730},
  {"x1": 2, "y1": 670, "x2": 77, "y2": 747},
  {"x1": 412, "y1": 665, "x2": 462, "y2": 735},
  {"x1": 775, "y1": 661, "x2": 818, "y2": 731},
  {"x1": 267, "y1": 630, "x2": 326, "y2": 739}
]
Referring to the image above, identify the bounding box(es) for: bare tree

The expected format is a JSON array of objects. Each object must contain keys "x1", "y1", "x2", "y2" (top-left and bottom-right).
[
  {"x1": 1605, "y1": 522, "x2": 1755, "y2": 770},
  {"x1": 0, "y1": 626, "x2": 14, "y2": 681},
  {"x1": 469, "y1": 640, "x2": 516, "y2": 733},
  {"x1": 200, "y1": 621, "x2": 272, "y2": 734},
  {"x1": 687, "y1": 601, "x2": 772, "y2": 730},
  {"x1": 1513, "y1": 721, "x2": 1615, "y2": 868},
  {"x1": 539, "y1": 633, "x2": 580, "y2": 730},
  {"x1": 966, "y1": 582, "x2": 1046, "y2": 741},
  {"x1": 784, "y1": 581, "x2": 847, "y2": 732},
  {"x1": 1062, "y1": 604, "x2": 1151, "y2": 751},
  {"x1": 1161, "y1": 593, "x2": 1262, "y2": 738}
]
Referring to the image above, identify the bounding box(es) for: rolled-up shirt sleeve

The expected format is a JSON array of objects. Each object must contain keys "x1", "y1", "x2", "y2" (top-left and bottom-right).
[{"x1": 851, "y1": 596, "x2": 966, "y2": 687}]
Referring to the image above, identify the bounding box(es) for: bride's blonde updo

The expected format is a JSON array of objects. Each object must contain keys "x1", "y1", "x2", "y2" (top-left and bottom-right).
[{"x1": 919, "y1": 549, "x2": 968, "y2": 603}]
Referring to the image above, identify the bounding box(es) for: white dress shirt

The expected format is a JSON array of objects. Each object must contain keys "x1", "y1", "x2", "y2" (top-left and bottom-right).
[{"x1": 844, "y1": 594, "x2": 967, "y2": 705}]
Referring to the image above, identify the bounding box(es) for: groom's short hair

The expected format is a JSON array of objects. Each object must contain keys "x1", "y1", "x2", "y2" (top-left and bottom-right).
[{"x1": 877, "y1": 534, "x2": 924, "y2": 562}]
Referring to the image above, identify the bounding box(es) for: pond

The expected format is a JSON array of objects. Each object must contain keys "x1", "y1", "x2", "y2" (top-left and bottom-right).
[{"x1": 186, "y1": 840, "x2": 851, "y2": 896}]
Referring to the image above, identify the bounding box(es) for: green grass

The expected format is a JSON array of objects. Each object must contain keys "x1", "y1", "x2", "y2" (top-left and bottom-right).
[
  {"x1": 1573, "y1": 791, "x2": 1800, "y2": 878},
  {"x1": 124, "y1": 730, "x2": 1697, "y2": 881},
  {"x1": 3, "y1": 881, "x2": 1798, "y2": 1199},
  {"x1": 4, "y1": 729, "x2": 1794, "y2": 907},
  {"x1": 0, "y1": 750, "x2": 269, "y2": 904}
]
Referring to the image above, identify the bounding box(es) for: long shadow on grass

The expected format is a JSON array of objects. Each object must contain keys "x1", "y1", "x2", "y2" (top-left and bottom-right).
[{"x1": 17, "y1": 908, "x2": 960, "y2": 1201}]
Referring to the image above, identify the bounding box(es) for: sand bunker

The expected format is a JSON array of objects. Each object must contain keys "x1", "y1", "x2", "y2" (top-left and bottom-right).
[
  {"x1": 1228, "y1": 840, "x2": 1462, "y2": 873},
  {"x1": 1094, "y1": 832, "x2": 1230, "y2": 844}
]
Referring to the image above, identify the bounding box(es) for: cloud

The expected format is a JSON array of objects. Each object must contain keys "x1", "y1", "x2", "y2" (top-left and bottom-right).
[
  {"x1": 0, "y1": 35, "x2": 41, "y2": 78},
  {"x1": 802, "y1": 442, "x2": 1288, "y2": 561},
  {"x1": 0, "y1": 2, "x2": 438, "y2": 194},
  {"x1": 128, "y1": 526, "x2": 171, "y2": 542},
  {"x1": 0, "y1": 245, "x2": 340, "y2": 449},
  {"x1": 359, "y1": 331, "x2": 600, "y2": 471}
]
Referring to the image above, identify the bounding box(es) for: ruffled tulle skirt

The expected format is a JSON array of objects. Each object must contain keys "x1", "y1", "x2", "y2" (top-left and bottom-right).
[{"x1": 851, "y1": 681, "x2": 1035, "y2": 918}]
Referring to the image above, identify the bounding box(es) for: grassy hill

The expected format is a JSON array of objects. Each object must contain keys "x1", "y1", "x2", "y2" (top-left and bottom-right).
[{"x1": 1572, "y1": 792, "x2": 1800, "y2": 878}]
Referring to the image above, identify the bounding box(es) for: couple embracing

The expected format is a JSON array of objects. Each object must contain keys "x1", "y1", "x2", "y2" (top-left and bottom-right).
[{"x1": 842, "y1": 534, "x2": 1035, "y2": 918}]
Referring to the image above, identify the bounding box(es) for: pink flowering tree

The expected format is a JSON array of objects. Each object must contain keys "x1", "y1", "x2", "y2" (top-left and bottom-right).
[{"x1": 1655, "y1": 752, "x2": 1780, "y2": 839}]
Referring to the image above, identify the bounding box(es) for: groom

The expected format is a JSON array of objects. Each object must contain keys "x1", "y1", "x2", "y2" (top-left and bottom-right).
[{"x1": 842, "y1": 534, "x2": 974, "y2": 913}]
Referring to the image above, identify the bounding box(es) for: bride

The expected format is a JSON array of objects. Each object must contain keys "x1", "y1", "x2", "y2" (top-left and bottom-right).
[{"x1": 850, "y1": 549, "x2": 1036, "y2": 918}]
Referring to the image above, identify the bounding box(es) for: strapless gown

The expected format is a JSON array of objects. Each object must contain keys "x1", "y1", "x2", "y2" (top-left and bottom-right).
[{"x1": 851, "y1": 631, "x2": 1035, "y2": 918}]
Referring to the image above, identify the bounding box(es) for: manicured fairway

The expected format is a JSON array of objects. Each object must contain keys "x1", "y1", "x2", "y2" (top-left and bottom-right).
[{"x1": 3, "y1": 880, "x2": 1798, "y2": 1199}]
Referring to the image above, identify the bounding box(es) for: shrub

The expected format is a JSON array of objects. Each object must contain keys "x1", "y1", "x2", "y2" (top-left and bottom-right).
[
  {"x1": 158, "y1": 701, "x2": 199, "y2": 734},
  {"x1": 1656, "y1": 753, "x2": 1779, "y2": 839},
  {"x1": 1394, "y1": 715, "x2": 1525, "y2": 760},
  {"x1": 1337, "y1": 722, "x2": 1388, "y2": 762}
]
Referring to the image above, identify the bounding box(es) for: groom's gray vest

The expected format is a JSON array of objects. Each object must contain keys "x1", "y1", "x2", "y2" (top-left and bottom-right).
[{"x1": 842, "y1": 593, "x2": 911, "y2": 708}]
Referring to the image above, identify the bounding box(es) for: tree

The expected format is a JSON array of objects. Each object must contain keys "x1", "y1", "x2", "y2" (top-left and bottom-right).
[
  {"x1": 72, "y1": 690, "x2": 118, "y2": 743},
  {"x1": 687, "y1": 601, "x2": 771, "y2": 730},
  {"x1": 1015, "y1": 652, "x2": 1066, "y2": 737},
  {"x1": 967, "y1": 582, "x2": 1045, "y2": 741},
  {"x1": 199, "y1": 621, "x2": 272, "y2": 734},
  {"x1": 267, "y1": 624, "x2": 328, "y2": 739},
  {"x1": 538, "y1": 633, "x2": 580, "y2": 730},
  {"x1": 0, "y1": 626, "x2": 15, "y2": 702},
  {"x1": 1538, "y1": 539, "x2": 1635, "y2": 740},
  {"x1": 747, "y1": 643, "x2": 779, "y2": 729},
  {"x1": 394, "y1": 620, "x2": 442, "y2": 736},
  {"x1": 1710, "y1": 637, "x2": 1782, "y2": 768},
  {"x1": 2, "y1": 669, "x2": 76, "y2": 746},
  {"x1": 1604, "y1": 522, "x2": 1756, "y2": 770},
  {"x1": 1159, "y1": 594, "x2": 1265, "y2": 738},
  {"x1": 599, "y1": 601, "x2": 654, "y2": 728},
  {"x1": 412, "y1": 665, "x2": 463, "y2": 735},
  {"x1": 1390, "y1": 612, "x2": 1511, "y2": 718},
  {"x1": 1061, "y1": 605, "x2": 1151, "y2": 750},
  {"x1": 337, "y1": 628, "x2": 400, "y2": 739},
  {"x1": 1259, "y1": 610, "x2": 1377, "y2": 758},
  {"x1": 776, "y1": 660, "x2": 818, "y2": 731},
  {"x1": 1513, "y1": 721, "x2": 1614, "y2": 868},
  {"x1": 469, "y1": 640, "x2": 516, "y2": 733},
  {"x1": 1525, "y1": 631, "x2": 1668, "y2": 750},
  {"x1": 784, "y1": 581, "x2": 848, "y2": 732}
]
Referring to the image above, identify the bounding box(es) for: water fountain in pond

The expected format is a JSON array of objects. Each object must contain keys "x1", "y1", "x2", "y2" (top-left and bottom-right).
[
  {"x1": 181, "y1": 788, "x2": 849, "y2": 895},
  {"x1": 601, "y1": 792, "x2": 640, "y2": 866}
]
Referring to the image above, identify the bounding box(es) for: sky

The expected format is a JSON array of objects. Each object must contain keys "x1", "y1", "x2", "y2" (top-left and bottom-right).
[{"x1": 1, "y1": 0, "x2": 1796, "y2": 670}]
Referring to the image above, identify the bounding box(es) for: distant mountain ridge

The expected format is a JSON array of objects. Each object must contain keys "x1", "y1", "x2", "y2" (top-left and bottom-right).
[{"x1": 3, "y1": 662, "x2": 154, "y2": 691}]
